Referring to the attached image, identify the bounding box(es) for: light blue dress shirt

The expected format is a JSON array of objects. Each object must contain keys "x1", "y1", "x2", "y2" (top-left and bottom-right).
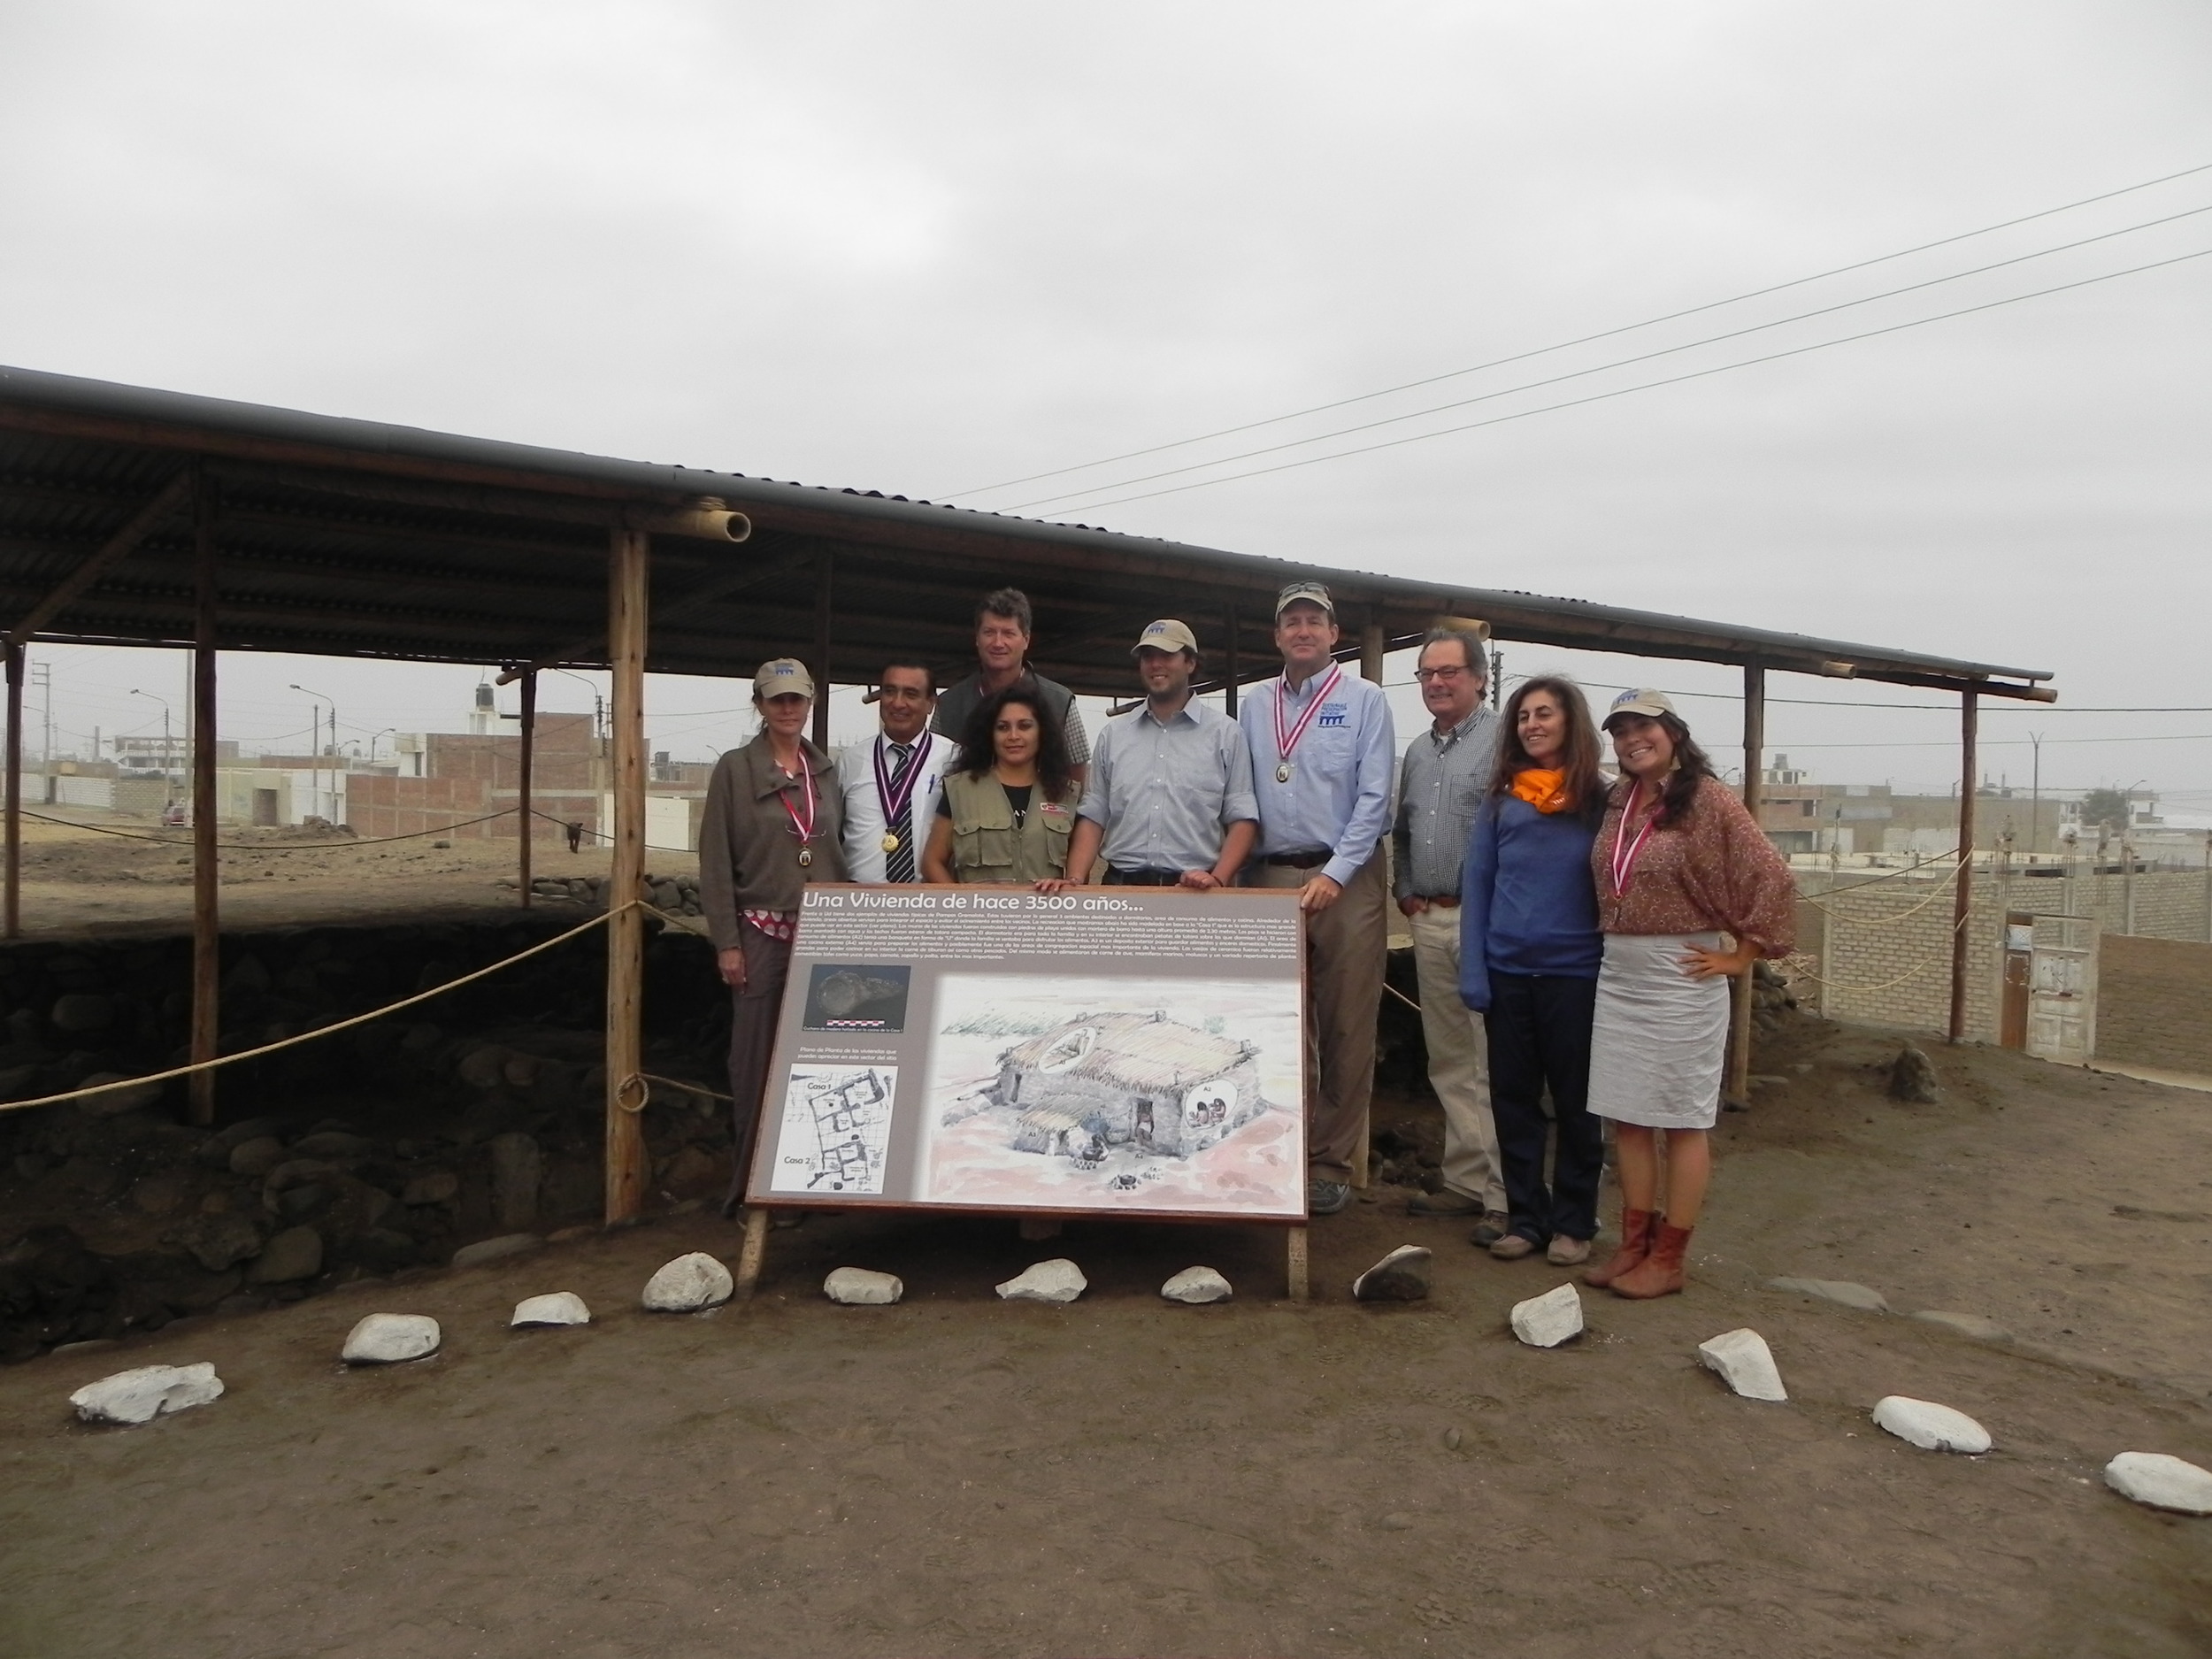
[
  {"x1": 1237, "y1": 667, "x2": 1396, "y2": 888},
  {"x1": 1078, "y1": 697, "x2": 1258, "y2": 873}
]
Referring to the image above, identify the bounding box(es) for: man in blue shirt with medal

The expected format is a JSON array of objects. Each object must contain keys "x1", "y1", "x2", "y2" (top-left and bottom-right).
[
  {"x1": 839, "y1": 660, "x2": 960, "y2": 883},
  {"x1": 1238, "y1": 582, "x2": 1396, "y2": 1216}
]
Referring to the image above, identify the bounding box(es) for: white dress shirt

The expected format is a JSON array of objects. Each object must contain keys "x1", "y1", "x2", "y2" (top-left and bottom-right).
[{"x1": 838, "y1": 731, "x2": 960, "y2": 882}]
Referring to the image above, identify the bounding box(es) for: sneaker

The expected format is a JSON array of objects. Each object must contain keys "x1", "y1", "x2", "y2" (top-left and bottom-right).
[
  {"x1": 1406, "y1": 1188, "x2": 1483, "y2": 1217},
  {"x1": 1469, "y1": 1210, "x2": 1512, "y2": 1247},
  {"x1": 1308, "y1": 1179, "x2": 1351, "y2": 1217},
  {"x1": 1487, "y1": 1233, "x2": 1538, "y2": 1260},
  {"x1": 1546, "y1": 1235, "x2": 1591, "y2": 1266}
]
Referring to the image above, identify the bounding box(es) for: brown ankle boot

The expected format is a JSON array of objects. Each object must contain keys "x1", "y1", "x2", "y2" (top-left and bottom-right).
[
  {"x1": 1583, "y1": 1207, "x2": 1656, "y2": 1289},
  {"x1": 1610, "y1": 1222, "x2": 1692, "y2": 1299}
]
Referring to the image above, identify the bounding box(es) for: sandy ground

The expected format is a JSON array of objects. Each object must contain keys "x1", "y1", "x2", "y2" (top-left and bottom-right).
[
  {"x1": 2, "y1": 1010, "x2": 2208, "y2": 1657},
  {"x1": 4, "y1": 809, "x2": 691, "y2": 937}
]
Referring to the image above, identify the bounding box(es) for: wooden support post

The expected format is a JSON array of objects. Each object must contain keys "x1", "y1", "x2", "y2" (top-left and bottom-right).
[
  {"x1": 603, "y1": 526, "x2": 651, "y2": 1223},
  {"x1": 1223, "y1": 604, "x2": 1239, "y2": 716},
  {"x1": 1724, "y1": 664, "x2": 1765, "y2": 1107},
  {"x1": 1354, "y1": 616, "x2": 1387, "y2": 1189},
  {"x1": 734, "y1": 1206, "x2": 770, "y2": 1300},
  {"x1": 3, "y1": 642, "x2": 18, "y2": 940},
  {"x1": 810, "y1": 549, "x2": 833, "y2": 751},
  {"x1": 517, "y1": 669, "x2": 536, "y2": 909},
  {"x1": 188, "y1": 475, "x2": 220, "y2": 1126},
  {"x1": 1286, "y1": 1226, "x2": 1310, "y2": 1302},
  {"x1": 1947, "y1": 688, "x2": 1979, "y2": 1044}
]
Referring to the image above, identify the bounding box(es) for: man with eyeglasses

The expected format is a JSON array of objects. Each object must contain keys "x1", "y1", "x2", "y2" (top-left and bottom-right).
[{"x1": 1392, "y1": 626, "x2": 1509, "y2": 1240}]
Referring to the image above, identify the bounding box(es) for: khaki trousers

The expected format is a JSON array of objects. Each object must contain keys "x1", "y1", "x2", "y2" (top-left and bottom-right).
[
  {"x1": 1408, "y1": 902, "x2": 1505, "y2": 1211},
  {"x1": 1249, "y1": 850, "x2": 1387, "y2": 1184}
]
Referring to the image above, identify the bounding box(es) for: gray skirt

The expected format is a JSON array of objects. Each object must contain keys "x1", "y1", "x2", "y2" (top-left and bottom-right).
[{"x1": 1587, "y1": 932, "x2": 1729, "y2": 1130}]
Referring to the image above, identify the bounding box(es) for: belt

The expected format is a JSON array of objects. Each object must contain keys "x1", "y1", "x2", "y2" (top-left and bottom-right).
[
  {"x1": 1103, "y1": 867, "x2": 1186, "y2": 887},
  {"x1": 1259, "y1": 849, "x2": 1332, "y2": 869},
  {"x1": 1413, "y1": 894, "x2": 1461, "y2": 907}
]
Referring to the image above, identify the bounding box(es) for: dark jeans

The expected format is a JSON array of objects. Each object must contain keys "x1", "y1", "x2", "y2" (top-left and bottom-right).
[{"x1": 1484, "y1": 971, "x2": 1603, "y2": 1245}]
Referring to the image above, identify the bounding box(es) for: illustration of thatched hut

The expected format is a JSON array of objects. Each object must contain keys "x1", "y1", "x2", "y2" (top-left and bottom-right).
[{"x1": 990, "y1": 1010, "x2": 1266, "y2": 1160}]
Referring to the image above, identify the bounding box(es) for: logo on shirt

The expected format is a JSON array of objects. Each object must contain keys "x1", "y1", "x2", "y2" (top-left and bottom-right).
[{"x1": 1316, "y1": 703, "x2": 1348, "y2": 728}]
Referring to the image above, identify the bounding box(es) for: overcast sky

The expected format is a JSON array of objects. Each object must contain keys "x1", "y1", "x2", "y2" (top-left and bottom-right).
[{"x1": 3, "y1": 3, "x2": 2208, "y2": 808}]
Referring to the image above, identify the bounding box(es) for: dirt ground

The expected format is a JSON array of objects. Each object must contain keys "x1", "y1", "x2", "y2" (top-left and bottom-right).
[
  {"x1": 6, "y1": 809, "x2": 661, "y2": 937},
  {"x1": 2, "y1": 1004, "x2": 2208, "y2": 1657}
]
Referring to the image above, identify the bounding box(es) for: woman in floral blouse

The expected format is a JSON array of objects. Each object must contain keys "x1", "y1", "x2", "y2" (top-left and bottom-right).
[{"x1": 1584, "y1": 689, "x2": 1794, "y2": 1299}]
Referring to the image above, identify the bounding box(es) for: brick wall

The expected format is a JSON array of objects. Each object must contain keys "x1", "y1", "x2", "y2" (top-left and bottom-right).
[
  {"x1": 2096, "y1": 934, "x2": 2212, "y2": 1077},
  {"x1": 1796, "y1": 866, "x2": 2212, "y2": 1048}
]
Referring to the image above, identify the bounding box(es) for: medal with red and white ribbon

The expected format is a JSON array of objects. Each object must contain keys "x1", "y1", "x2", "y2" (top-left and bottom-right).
[
  {"x1": 779, "y1": 757, "x2": 819, "y2": 867},
  {"x1": 1609, "y1": 780, "x2": 1663, "y2": 896},
  {"x1": 872, "y1": 733, "x2": 933, "y2": 855},
  {"x1": 1271, "y1": 663, "x2": 1342, "y2": 783}
]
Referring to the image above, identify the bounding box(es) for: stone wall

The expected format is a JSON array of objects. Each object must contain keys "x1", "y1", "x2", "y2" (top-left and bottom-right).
[{"x1": 0, "y1": 912, "x2": 731, "y2": 1363}]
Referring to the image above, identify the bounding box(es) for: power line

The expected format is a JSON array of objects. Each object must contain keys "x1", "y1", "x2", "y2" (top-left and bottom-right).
[
  {"x1": 1025, "y1": 245, "x2": 2212, "y2": 516},
  {"x1": 1012, "y1": 202, "x2": 2212, "y2": 512},
  {"x1": 943, "y1": 158, "x2": 2212, "y2": 500}
]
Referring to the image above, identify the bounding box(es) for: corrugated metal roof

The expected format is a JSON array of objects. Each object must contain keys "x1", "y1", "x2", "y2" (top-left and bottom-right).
[{"x1": 0, "y1": 365, "x2": 2055, "y2": 699}]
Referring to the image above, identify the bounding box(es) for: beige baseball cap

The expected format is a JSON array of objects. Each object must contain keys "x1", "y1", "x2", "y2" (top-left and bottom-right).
[
  {"x1": 1603, "y1": 687, "x2": 1677, "y2": 726},
  {"x1": 1132, "y1": 618, "x2": 1200, "y2": 657},
  {"x1": 1274, "y1": 580, "x2": 1335, "y2": 618},
  {"x1": 753, "y1": 657, "x2": 816, "y2": 699}
]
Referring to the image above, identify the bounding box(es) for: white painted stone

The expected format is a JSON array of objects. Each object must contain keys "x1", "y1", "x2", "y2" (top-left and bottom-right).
[
  {"x1": 1509, "y1": 1282, "x2": 1584, "y2": 1348},
  {"x1": 70, "y1": 1363, "x2": 224, "y2": 1425},
  {"x1": 1160, "y1": 1266, "x2": 1233, "y2": 1304},
  {"x1": 342, "y1": 1313, "x2": 442, "y2": 1364},
  {"x1": 1696, "y1": 1327, "x2": 1788, "y2": 1402},
  {"x1": 824, "y1": 1267, "x2": 903, "y2": 1305},
  {"x1": 1351, "y1": 1245, "x2": 1432, "y2": 1302},
  {"x1": 2103, "y1": 1452, "x2": 2212, "y2": 1516},
  {"x1": 642, "y1": 1252, "x2": 733, "y2": 1312},
  {"x1": 1768, "y1": 1276, "x2": 1890, "y2": 1313},
  {"x1": 996, "y1": 1258, "x2": 1087, "y2": 1302},
  {"x1": 510, "y1": 1292, "x2": 591, "y2": 1327},
  {"x1": 1872, "y1": 1395, "x2": 1991, "y2": 1455}
]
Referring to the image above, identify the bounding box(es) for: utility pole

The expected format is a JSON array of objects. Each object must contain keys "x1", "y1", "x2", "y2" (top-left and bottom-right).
[{"x1": 2027, "y1": 731, "x2": 2042, "y2": 858}]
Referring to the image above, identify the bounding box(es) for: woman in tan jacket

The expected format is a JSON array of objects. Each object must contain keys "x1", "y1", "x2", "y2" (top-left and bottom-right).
[
  {"x1": 1583, "y1": 689, "x2": 1794, "y2": 1299},
  {"x1": 697, "y1": 658, "x2": 848, "y2": 1214},
  {"x1": 922, "y1": 687, "x2": 1080, "y2": 885}
]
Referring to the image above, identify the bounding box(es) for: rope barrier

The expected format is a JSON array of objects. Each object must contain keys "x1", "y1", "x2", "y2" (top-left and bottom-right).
[
  {"x1": 13, "y1": 805, "x2": 520, "y2": 852},
  {"x1": 0, "y1": 903, "x2": 623, "y2": 1117},
  {"x1": 1776, "y1": 949, "x2": 1952, "y2": 995}
]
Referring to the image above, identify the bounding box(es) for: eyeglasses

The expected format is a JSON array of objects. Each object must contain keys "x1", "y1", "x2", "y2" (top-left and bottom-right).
[{"x1": 1413, "y1": 666, "x2": 1475, "y2": 684}]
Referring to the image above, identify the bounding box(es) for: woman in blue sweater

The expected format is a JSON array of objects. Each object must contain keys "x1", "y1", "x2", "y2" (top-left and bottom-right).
[{"x1": 1459, "y1": 677, "x2": 1609, "y2": 1263}]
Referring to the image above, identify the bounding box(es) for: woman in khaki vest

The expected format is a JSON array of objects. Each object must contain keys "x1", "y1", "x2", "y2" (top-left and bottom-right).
[{"x1": 922, "y1": 687, "x2": 1080, "y2": 885}]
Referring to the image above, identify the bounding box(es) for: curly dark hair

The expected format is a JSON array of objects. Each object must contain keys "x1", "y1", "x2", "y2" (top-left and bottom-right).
[
  {"x1": 1607, "y1": 710, "x2": 1717, "y2": 827},
  {"x1": 958, "y1": 687, "x2": 1073, "y2": 802},
  {"x1": 1486, "y1": 675, "x2": 1606, "y2": 822}
]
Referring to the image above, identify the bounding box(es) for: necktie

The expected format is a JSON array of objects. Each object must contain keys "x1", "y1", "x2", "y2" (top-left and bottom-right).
[{"x1": 885, "y1": 742, "x2": 918, "y2": 882}]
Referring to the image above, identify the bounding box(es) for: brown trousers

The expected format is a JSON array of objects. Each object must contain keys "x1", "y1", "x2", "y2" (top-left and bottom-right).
[
  {"x1": 1248, "y1": 849, "x2": 1387, "y2": 1183},
  {"x1": 721, "y1": 926, "x2": 794, "y2": 1210}
]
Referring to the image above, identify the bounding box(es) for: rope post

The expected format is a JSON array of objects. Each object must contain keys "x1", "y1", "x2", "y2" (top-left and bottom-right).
[
  {"x1": 517, "y1": 668, "x2": 536, "y2": 909},
  {"x1": 1725, "y1": 662, "x2": 1765, "y2": 1107},
  {"x1": 1947, "y1": 687, "x2": 1979, "y2": 1043},
  {"x1": 1354, "y1": 613, "x2": 1386, "y2": 1190},
  {"x1": 1223, "y1": 603, "x2": 1238, "y2": 717},
  {"x1": 3, "y1": 641, "x2": 19, "y2": 940},
  {"x1": 188, "y1": 471, "x2": 220, "y2": 1125},
  {"x1": 810, "y1": 549, "x2": 833, "y2": 751},
  {"x1": 603, "y1": 527, "x2": 651, "y2": 1224}
]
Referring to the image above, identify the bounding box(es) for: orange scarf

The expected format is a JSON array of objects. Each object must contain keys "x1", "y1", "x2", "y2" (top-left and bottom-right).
[{"x1": 1509, "y1": 768, "x2": 1575, "y2": 815}]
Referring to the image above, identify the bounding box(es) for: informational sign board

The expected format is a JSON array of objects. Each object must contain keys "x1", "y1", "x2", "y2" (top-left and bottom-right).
[{"x1": 745, "y1": 886, "x2": 1307, "y2": 1221}]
